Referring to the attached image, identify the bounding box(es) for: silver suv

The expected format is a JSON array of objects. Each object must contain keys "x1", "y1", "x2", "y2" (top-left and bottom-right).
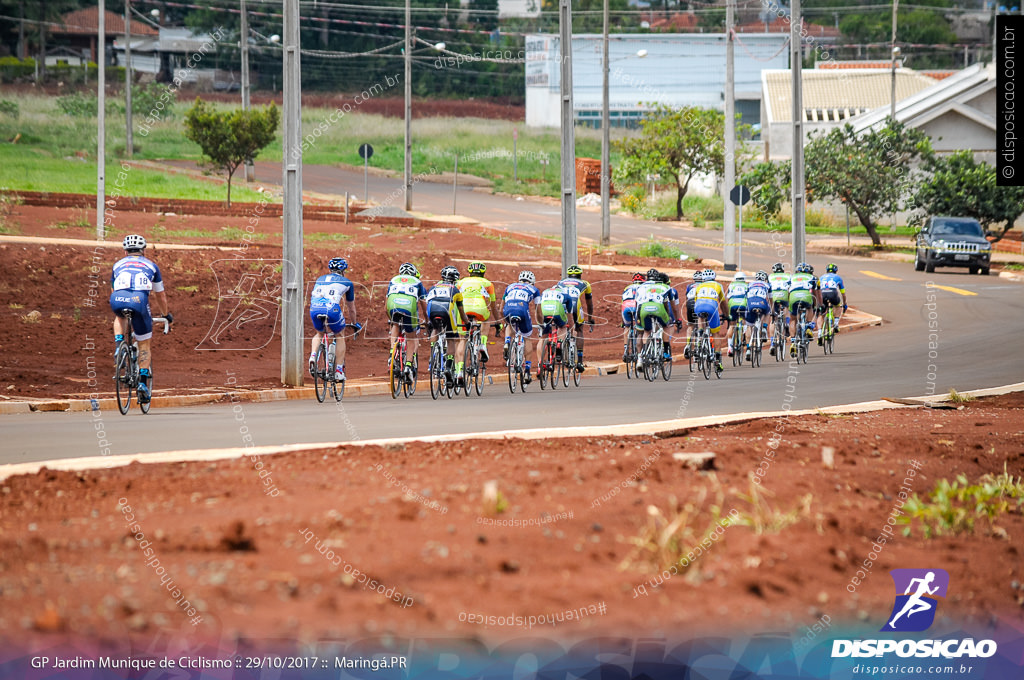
[{"x1": 914, "y1": 217, "x2": 992, "y2": 275}]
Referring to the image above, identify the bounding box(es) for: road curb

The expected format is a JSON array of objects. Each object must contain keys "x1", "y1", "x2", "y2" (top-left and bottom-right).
[{"x1": 3, "y1": 382, "x2": 1021, "y2": 483}]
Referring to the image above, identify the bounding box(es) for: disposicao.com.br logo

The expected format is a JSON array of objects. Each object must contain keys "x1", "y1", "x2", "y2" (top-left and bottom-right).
[{"x1": 832, "y1": 568, "x2": 998, "y2": 659}]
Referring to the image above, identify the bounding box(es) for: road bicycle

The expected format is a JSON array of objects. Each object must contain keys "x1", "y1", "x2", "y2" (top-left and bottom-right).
[
  {"x1": 771, "y1": 304, "x2": 788, "y2": 363},
  {"x1": 623, "y1": 321, "x2": 640, "y2": 380},
  {"x1": 561, "y1": 325, "x2": 580, "y2": 388},
  {"x1": 537, "y1": 323, "x2": 560, "y2": 391},
  {"x1": 461, "y1": 320, "x2": 486, "y2": 397},
  {"x1": 389, "y1": 325, "x2": 418, "y2": 399},
  {"x1": 113, "y1": 312, "x2": 170, "y2": 415},
  {"x1": 729, "y1": 308, "x2": 747, "y2": 368},
  {"x1": 746, "y1": 313, "x2": 765, "y2": 368},
  {"x1": 504, "y1": 316, "x2": 529, "y2": 394},
  {"x1": 791, "y1": 303, "x2": 813, "y2": 365},
  {"x1": 428, "y1": 319, "x2": 457, "y2": 400},
  {"x1": 692, "y1": 312, "x2": 722, "y2": 380},
  {"x1": 312, "y1": 317, "x2": 359, "y2": 403},
  {"x1": 819, "y1": 301, "x2": 839, "y2": 356},
  {"x1": 641, "y1": 320, "x2": 672, "y2": 382}
]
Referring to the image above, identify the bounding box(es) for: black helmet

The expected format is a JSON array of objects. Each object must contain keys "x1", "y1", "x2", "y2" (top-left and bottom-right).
[
  {"x1": 440, "y1": 265, "x2": 460, "y2": 283},
  {"x1": 328, "y1": 257, "x2": 348, "y2": 273},
  {"x1": 772, "y1": 262, "x2": 785, "y2": 273},
  {"x1": 826, "y1": 263, "x2": 838, "y2": 273},
  {"x1": 646, "y1": 268, "x2": 660, "y2": 281}
]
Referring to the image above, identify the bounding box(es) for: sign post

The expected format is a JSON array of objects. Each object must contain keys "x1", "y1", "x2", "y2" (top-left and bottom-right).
[
  {"x1": 728, "y1": 185, "x2": 752, "y2": 270},
  {"x1": 358, "y1": 143, "x2": 374, "y2": 203}
]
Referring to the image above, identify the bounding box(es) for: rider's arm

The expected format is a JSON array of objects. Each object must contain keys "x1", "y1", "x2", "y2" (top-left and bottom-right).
[
  {"x1": 584, "y1": 292, "x2": 594, "y2": 321},
  {"x1": 455, "y1": 300, "x2": 469, "y2": 328},
  {"x1": 152, "y1": 289, "x2": 169, "y2": 317}
]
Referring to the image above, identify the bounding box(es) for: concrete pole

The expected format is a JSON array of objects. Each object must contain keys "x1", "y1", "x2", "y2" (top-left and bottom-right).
[
  {"x1": 281, "y1": 0, "x2": 304, "y2": 386},
  {"x1": 404, "y1": 0, "x2": 412, "y2": 211},
  {"x1": 242, "y1": 0, "x2": 253, "y2": 181},
  {"x1": 723, "y1": 0, "x2": 736, "y2": 271},
  {"x1": 790, "y1": 0, "x2": 805, "y2": 266},
  {"x1": 890, "y1": 0, "x2": 899, "y2": 120},
  {"x1": 559, "y1": 0, "x2": 577, "y2": 274},
  {"x1": 124, "y1": 0, "x2": 132, "y2": 157},
  {"x1": 97, "y1": 0, "x2": 106, "y2": 240},
  {"x1": 600, "y1": 0, "x2": 610, "y2": 246}
]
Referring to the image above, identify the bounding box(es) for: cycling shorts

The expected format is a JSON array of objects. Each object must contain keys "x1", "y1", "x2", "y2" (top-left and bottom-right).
[
  {"x1": 310, "y1": 303, "x2": 345, "y2": 334},
  {"x1": 503, "y1": 303, "x2": 534, "y2": 337},
  {"x1": 789, "y1": 293, "x2": 815, "y2": 316},
  {"x1": 744, "y1": 302, "x2": 769, "y2": 325},
  {"x1": 541, "y1": 315, "x2": 567, "y2": 332},
  {"x1": 821, "y1": 289, "x2": 842, "y2": 308},
  {"x1": 685, "y1": 298, "x2": 696, "y2": 324},
  {"x1": 621, "y1": 300, "x2": 637, "y2": 327},
  {"x1": 638, "y1": 306, "x2": 669, "y2": 332},
  {"x1": 427, "y1": 301, "x2": 462, "y2": 339},
  {"x1": 727, "y1": 301, "x2": 747, "y2": 322},
  {"x1": 693, "y1": 300, "x2": 722, "y2": 334},
  {"x1": 388, "y1": 307, "x2": 419, "y2": 335},
  {"x1": 110, "y1": 292, "x2": 154, "y2": 341}
]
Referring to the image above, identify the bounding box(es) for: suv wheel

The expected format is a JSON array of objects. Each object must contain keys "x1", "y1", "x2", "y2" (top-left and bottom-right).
[
  {"x1": 914, "y1": 249, "x2": 925, "y2": 272},
  {"x1": 980, "y1": 266, "x2": 990, "y2": 276},
  {"x1": 924, "y1": 250, "x2": 936, "y2": 273}
]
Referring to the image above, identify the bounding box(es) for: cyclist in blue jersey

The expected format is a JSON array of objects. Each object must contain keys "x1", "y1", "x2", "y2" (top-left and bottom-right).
[
  {"x1": 683, "y1": 269, "x2": 703, "y2": 360},
  {"x1": 501, "y1": 270, "x2": 542, "y2": 384},
  {"x1": 817, "y1": 262, "x2": 847, "y2": 344},
  {"x1": 725, "y1": 272, "x2": 749, "y2": 357},
  {"x1": 110, "y1": 235, "x2": 172, "y2": 404},
  {"x1": 743, "y1": 270, "x2": 772, "y2": 361},
  {"x1": 308, "y1": 257, "x2": 360, "y2": 382}
]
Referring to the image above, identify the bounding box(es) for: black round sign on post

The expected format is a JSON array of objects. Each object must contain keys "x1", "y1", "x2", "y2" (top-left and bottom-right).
[
  {"x1": 358, "y1": 143, "x2": 374, "y2": 160},
  {"x1": 729, "y1": 184, "x2": 751, "y2": 206}
]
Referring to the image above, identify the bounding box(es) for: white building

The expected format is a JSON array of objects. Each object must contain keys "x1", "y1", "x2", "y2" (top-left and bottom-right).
[{"x1": 525, "y1": 32, "x2": 790, "y2": 128}]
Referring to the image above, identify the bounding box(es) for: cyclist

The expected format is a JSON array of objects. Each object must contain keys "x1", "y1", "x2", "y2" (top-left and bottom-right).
[
  {"x1": 535, "y1": 283, "x2": 572, "y2": 372},
  {"x1": 557, "y1": 265, "x2": 595, "y2": 371},
  {"x1": 457, "y1": 261, "x2": 500, "y2": 367},
  {"x1": 635, "y1": 268, "x2": 681, "y2": 363},
  {"x1": 658, "y1": 271, "x2": 683, "y2": 359},
  {"x1": 744, "y1": 270, "x2": 772, "y2": 361},
  {"x1": 621, "y1": 272, "x2": 645, "y2": 331},
  {"x1": 308, "y1": 257, "x2": 360, "y2": 383},
  {"x1": 788, "y1": 262, "x2": 820, "y2": 357},
  {"x1": 386, "y1": 262, "x2": 428, "y2": 380},
  {"x1": 501, "y1": 270, "x2": 542, "y2": 384},
  {"x1": 817, "y1": 262, "x2": 847, "y2": 344},
  {"x1": 110, "y1": 234, "x2": 172, "y2": 404},
  {"x1": 683, "y1": 269, "x2": 703, "y2": 360},
  {"x1": 767, "y1": 262, "x2": 791, "y2": 357},
  {"x1": 692, "y1": 267, "x2": 728, "y2": 373},
  {"x1": 725, "y1": 272, "x2": 749, "y2": 358},
  {"x1": 425, "y1": 265, "x2": 470, "y2": 383}
]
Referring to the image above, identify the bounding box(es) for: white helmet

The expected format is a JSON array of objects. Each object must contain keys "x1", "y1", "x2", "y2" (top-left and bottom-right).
[
  {"x1": 518, "y1": 270, "x2": 536, "y2": 285},
  {"x1": 734, "y1": 272, "x2": 746, "y2": 281},
  {"x1": 122, "y1": 234, "x2": 147, "y2": 251},
  {"x1": 702, "y1": 268, "x2": 716, "y2": 281}
]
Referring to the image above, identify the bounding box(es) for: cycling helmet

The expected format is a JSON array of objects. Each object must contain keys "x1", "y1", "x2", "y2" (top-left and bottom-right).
[
  {"x1": 468, "y1": 261, "x2": 486, "y2": 275},
  {"x1": 772, "y1": 262, "x2": 785, "y2": 273},
  {"x1": 805, "y1": 264, "x2": 815, "y2": 274},
  {"x1": 734, "y1": 272, "x2": 746, "y2": 281},
  {"x1": 328, "y1": 257, "x2": 348, "y2": 273},
  {"x1": 632, "y1": 272, "x2": 646, "y2": 282},
  {"x1": 756, "y1": 270, "x2": 769, "y2": 282},
  {"x1": 692, "y1": 270, "x2": 704, "y2": 282},
  {"x1": 440, "y1": 265, "x2": 460, "y2": 283},
  {"x1": 123, "y1": 234, "x2": 146, "y2": 251},
  {"x1": 794, "y1": 262, "x2": 806, "y2": 273},
  {"x1": 659, "y1": 272, "x2": 671, "y2": 284},
  {"x1": 646, "y1": 268, "x2": 661, "y2": 281},
  {"x1": 399, "y1": 262, "x2": 419, "y2": 277},
  {"x1": 518, "y1": 270, "x2": 536, "y2": 285},
  {"x1": 566, "y1": 264, "x2": 583, "y2": 278},
  {"x1": 702, "y1": 268, "x2": 716, "y2": 281},
  {"x1": 826, "y1": 263, "x2": 838, "y2": 273}
]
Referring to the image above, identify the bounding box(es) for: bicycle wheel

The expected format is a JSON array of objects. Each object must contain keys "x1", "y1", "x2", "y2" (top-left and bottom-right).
[
  {"x1": 561, "y1": 336, "x2": 573, "y2": 388},
  {"x1": 731, "y1": 326, "x2": 740, "y2": 367},
  {"x1": 114, "y1": 345, "x2": 133, "y2": 415},
  {"x1": 507, "y1": 340, "x2": 518, "y2": 394},
  {"x1": 751, "y1": 326, "x2": 761, "y2": 368},
  {"x1": 774, "y1": 316, "x2": 785, "y2": 362},
  {"x1": 140, "y1": 367, "x2": 153, "y2": 414},
  {"x1": 404, "y1": 352, "x2": 417, "y2": 398},
  {"x1": 625, "y1": 329, "x2": 636, "y2": 379},
  {"x1": 701, "y1": 338, "x2": 713, "y2": 380},
  {"x1": 473, "y1": 342, "x2": 484, "y2": 397},
  {"x1": 517, "y1": 342, "x2": 528, "y2": 393},
  {"x1": 313, "y1": 344, "x2": 328, "y2": 403},
  {"x1": 390, "y1": 343, "x2": 403, "y2": 399},
  {"x1": 661, "y1": 344, "x2": 673, "y2": 381},
  {"x1": 430, "y1": 345, "x2": 443, "y2": 400}
]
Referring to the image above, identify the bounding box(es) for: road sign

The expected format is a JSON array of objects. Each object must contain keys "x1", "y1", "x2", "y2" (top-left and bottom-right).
[
  {"x1": 358, "y1": 143, "x2": 374, "y2": 160},
  {"x1": 729, "y1": 184, "x2": 751, "y2": 206}
]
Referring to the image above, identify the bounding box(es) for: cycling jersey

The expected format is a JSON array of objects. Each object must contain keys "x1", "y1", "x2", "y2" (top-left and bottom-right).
[
  {"x1": 768, "y1": 273, "x2": 791, "y2": 306},
  {"x1": 426, "y1": 281, "x2": 465, "y2": 336},
  {"x1": 726, "y1": 281, "x2": 748, "y2": 321},
  {"x1": 457, "y1": 276, "x2": 496, "y2": 321},
  {"x1": 636, "y1": 282, "x2": 671, "y2": 332},
  {"x1": 621, "y1": 282, "x2": 641, "y2": 326},
  {"x1": 309, "y1": 272, "x2": 355, "y2": 334},
  {"x1": 110, "y1": 254, "x2": 165, "y2": 341},
  {"x1": 684, "y1": 281, "x2": 699, "y2": 323},
  {"x1": 788, "y1": 272, "x2": 817, "y2": 314},
  {"x1": 557, "y1": 277, "x2": 592, "y2": 324},
  {"x1": 386, "y1": 274, "x2": 426, "y2": 333},
  {"x1": 502, "y1": 282, "x2": 541, "y2": 336},
  {"x1": 744, "y1": 280, "x2": 771, "y2": 324},
  {"x1": 693, "y1": 281, "x2": 725, "y2": 333},
  {"x1": 819, "y1": 273, "x2": 845, "y2": 307},
  {"x1": 538, "y1": 287, "x2": 569, "y2": 329}
]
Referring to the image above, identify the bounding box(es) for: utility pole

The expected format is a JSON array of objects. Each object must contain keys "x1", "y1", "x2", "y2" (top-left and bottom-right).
[
  {"x1": 281, "y1": 0, "x2": 303, "y2": 385},
  {"x1": 18, "y1": 0, "x2": 25, "y2": 59},
  {"x1": 559, "y1": 0, "x2": 577, "y2": 273},
  {"x1": 97, "y1": 0, "x2": 106, "y2": 240},
  {"x1": 723, "y1": 0, "x2": 736, "y2": 271},
  {"x1": 241, "y1": 0, "x2": 253, "y2": 181},
  {"x1": 600, "y1": 0, "x2": 611, "y2": 246},
  {"x1": 124, "y1": 0, "x2": 133, "y2": 158},
  {"x1": 404, "y1": 0, "x2": 412, "y2": 211},
  {"x1": 890, "y1": 0, "x2": 899, "y2": 120},
  {"x1": 790, "y1": 0, "x2": 805, "y2": 266}
]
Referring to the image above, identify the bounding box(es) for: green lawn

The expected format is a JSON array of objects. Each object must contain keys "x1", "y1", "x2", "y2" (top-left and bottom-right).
[{"x1": 0, "y1": 145, "x2": 268, "y2": 203}]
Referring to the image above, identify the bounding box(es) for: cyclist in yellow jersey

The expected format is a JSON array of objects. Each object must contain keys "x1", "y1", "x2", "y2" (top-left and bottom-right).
[
  {"x1": 456, "y1": 261, "x2": 500, "y2": 366},
  {"x1": 691, "y1": 268, "x2": 729, "y2": 373}
]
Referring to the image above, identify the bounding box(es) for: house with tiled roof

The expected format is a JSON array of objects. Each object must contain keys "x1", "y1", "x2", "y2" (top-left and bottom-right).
[{"x1": 51, "y1": 6, "x2": 158, "y2": 66}]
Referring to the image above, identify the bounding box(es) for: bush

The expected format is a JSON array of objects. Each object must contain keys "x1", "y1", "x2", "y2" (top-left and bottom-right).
[
  {"x1": 0, "y1": 99, "x2": 19, "y2": 119},
  {"x1": 57, "y1": 92, "x2": 97, "y2": 117},
  {"x1": 0, "y1": 56, "x2": 35, "y2": 82}
]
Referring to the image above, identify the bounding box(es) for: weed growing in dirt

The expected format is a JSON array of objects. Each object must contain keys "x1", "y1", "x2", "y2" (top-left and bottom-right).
[
  {"x1": 898, "y1": 469, "x2": 1024, "y2": 538},
  {"x1": 948, "y1": 388, "x2": 975, "y2": 404},
  {"x1": 9, "y1": 303, "x2": 24, "y2": 309},
  {"x1": 0, "y1": 190, "x2": 22, "y2": 234},
  {"x1": 176, "y1": 285, "x2": 199, "y2": 292},
  {"x1": 307, "y1": 232, "x2": 353, "y2": 243},
  {"x1": 731, "y1": 478, "x2": 812, "y2": 535},
  {"x1": 619, "y1": 239, "x2": 686, "y2": 260}
]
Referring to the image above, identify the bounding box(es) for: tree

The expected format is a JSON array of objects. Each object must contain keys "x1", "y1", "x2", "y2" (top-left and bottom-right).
[
  {"x1": 913, "y1": 150, "x2": 1024, "y2": 242},
  {"x1": 183, "y1": 99, "x2": 279, "y2": 206},
  {"x1": 741, "y1": 159, "x2": 791, "y2": 221},
  {"x1": 804, "y1": 120, "x2": 931, "y2": 245},
  {"x1": 615, "y1": 104, "x2": 727, "y2": 220}
]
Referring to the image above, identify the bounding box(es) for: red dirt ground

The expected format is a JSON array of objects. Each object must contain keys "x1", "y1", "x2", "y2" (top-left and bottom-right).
[
  {"x1": 0, "y1": 204, "x2": 698, "y2": 398},
  {"x1": 1, "y1": 393, "x2": 1021, "y2": 648}
]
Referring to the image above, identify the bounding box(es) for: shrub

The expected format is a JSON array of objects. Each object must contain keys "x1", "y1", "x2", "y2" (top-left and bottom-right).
[
  {"x1": 0, "y1": 99, "x2": 18, "y2": 119},
  {"x1": 57, "y1": 92, "x2": 97, "y2": 117}
]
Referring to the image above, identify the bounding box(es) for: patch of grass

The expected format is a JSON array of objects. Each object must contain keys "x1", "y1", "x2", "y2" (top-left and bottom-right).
[
  {"x1": 176, "y1": 285, "x2": 199, "y2": 292},
  {"x1": 948, "y1": 388, "x2": 975, "y2": 404},
  {"x1": 898, "y1": 469, "x2": 1024, "y2": 538},
  {"x1": 306, "y1": 232, "x2": 353, "y2": 242},
  {"x1": 8, "y1": 302, "x2": 24, "y2": 309},
  {"x1": 730, "y1": 478, "x2": 812, "y2": 535},
  {"x1": 619, "y1": 238, "x2": 687, "y2": 260},
  {"x1": 1004, "y1": 263, "x2": 1024, "y2": 272}
]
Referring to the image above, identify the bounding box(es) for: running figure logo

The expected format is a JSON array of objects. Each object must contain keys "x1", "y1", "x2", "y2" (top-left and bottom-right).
[{"x1": 881, "y1": 568, "x2": 949, "y2": 632}]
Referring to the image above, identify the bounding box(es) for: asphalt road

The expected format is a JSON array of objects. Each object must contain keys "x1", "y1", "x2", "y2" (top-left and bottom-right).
[{"x1": 3, "y1": 252, "x2": 1022, "y2": 466}]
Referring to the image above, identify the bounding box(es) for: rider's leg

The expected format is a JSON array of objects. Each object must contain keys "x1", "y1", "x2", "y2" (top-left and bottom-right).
[
  {"x1": 335, "y1": 333, "x2": 347, "y2": 378},
  {"x1": 113, "y1": 314, "x2": 128, "y2": 342},
  {"x1": 574, "y1": 320, "x2": 585, "y2": 368}
]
